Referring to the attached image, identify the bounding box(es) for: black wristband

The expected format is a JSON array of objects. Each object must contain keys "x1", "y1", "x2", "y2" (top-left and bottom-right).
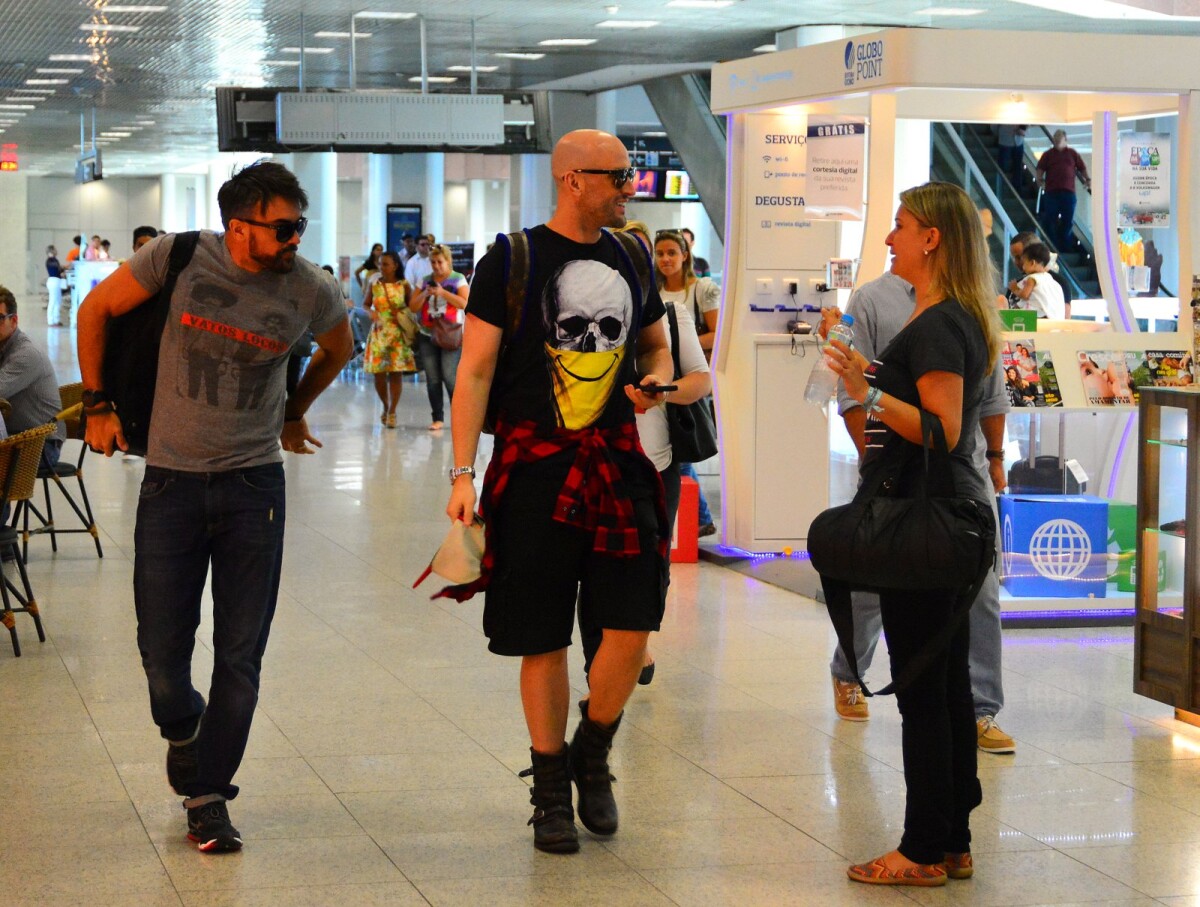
[
  {"x1": 284, "y1": 414, "x2": 304, "y2": 423},
  {"x1": 985, "y1": 449, "x2": 1005, "y2": 460}
]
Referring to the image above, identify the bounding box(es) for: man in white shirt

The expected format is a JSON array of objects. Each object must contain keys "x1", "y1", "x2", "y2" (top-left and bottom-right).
[{"x1": 403, "y1": 235, "x2": 434, "y2": 287}]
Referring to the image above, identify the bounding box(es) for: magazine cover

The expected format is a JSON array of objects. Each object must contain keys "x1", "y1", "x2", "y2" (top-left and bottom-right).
[
  {"x1": 1079, "y1": 350, "x2": 1144, "y2": 405},
  {"x1": 1002, "y1": 340, "x2": 1043, "y2": 407},
  {"x1": 1145, "y1": 350, "x2": 1194, "y2": 387},
  {"x1": 1035, "y1": 351, "x2": 1064, "y2": 406}
]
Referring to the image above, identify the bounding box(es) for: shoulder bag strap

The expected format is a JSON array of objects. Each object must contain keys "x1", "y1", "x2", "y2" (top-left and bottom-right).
[{"x1": 665, "y1": 304, "x2": 683, "y2": 381}]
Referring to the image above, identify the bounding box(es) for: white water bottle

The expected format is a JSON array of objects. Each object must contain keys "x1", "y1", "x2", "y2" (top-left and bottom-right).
[{"x1": 804, "y1": 314, "x2": 855, "y2": 406}]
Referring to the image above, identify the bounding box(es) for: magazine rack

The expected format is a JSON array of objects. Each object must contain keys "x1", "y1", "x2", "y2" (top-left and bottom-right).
[{"x1": 1133, "y1": 386, "x2": 1200, "y2": 718}]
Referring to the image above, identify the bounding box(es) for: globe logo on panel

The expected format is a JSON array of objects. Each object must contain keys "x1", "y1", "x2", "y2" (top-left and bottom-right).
[
  {"x1": 1002, "y1": 514, "x2": 1014, "y2": 576},
  {"x1": 1029, "y1": 518, "x2": 1092, "y2": 580},
  {"x1": 844, "y1": 41, "x2": 854, "y2": 70}
]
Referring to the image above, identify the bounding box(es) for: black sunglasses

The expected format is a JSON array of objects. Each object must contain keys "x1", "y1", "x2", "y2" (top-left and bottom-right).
[
  {"x1": 238, "y1": 216, "x2": 308, "y2": 243},
  {"x1": 571, "y1": 166, "x2": 638, "y2": 189}
]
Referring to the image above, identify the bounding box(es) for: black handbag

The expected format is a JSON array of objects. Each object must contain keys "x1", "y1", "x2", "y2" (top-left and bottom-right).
[
  {"x1": 664, "y1": 304, "x2": 718, "y2": 463},
  {"x1": 808, "y1": 410, "x2": 996, "y2": 695}
]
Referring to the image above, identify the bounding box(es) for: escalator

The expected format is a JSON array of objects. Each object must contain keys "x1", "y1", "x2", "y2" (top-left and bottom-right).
[{"x1": 930, "y1": 122, "x2": 1102, "y2": 300}]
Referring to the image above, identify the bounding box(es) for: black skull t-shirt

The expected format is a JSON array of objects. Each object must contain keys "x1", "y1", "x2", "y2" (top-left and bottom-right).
[{"x1": 470, "y1": 225, "x2": 665, "y2": 435}]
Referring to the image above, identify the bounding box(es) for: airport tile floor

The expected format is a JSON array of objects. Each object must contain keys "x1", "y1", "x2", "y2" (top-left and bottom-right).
[{"x1": 4, "y1": 319, "x2": 1200, "y2": 905}]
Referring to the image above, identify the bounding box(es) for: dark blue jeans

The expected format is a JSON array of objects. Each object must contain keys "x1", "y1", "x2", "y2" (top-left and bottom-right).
[
  {"x1": 417, "y1": 333, "x2": 461, "y2": 423},
  {"x1": 134, "y1": 463, "x2": 286, "y2": 801},
  {"x1": 1039, "y1": 189, "x2": 1077, "y2": 251}
]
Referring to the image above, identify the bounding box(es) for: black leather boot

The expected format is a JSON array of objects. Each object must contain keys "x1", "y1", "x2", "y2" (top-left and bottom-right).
[
  {"x1": 568, "y1": 700, "x2": 621, "y2": 836},
  {"x1": 527, "y1": 746, "x2": 579, "y2": 854}
]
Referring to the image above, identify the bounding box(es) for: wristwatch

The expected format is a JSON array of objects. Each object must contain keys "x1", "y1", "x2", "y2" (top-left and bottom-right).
[
  {"x1": 448, "y1": 465, "x2": 476, "y2": 483},
  {"x1": 81, "y1": 389, "x2": 113, "y2": 410}
]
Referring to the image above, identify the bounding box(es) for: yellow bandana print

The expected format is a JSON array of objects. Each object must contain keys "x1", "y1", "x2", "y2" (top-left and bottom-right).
[{"x1": 546, "y1": 344, "x2": 626, "y2": 430}]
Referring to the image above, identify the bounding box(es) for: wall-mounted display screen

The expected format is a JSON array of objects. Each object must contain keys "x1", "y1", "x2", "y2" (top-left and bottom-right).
[
  {"x1": 631, "y1": 169, "x2": 659, "y2": 199},
  {"x1": 663, "y1": 170, "x2": 699, "y2": 201}
]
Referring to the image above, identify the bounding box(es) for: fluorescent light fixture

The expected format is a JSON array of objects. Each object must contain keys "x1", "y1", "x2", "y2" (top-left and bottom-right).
[
  {"x1": 263, "y1": 60, "x2": 301, "y2": 66},
  {"x1": 913, "y1": 6, "x2": 984, "y2": 14},
  {"x1": 314, "y1": 31, "x2": 372, "y2": 38},
  {"x1": 99, "y1": 4, "x2": 169, "y2": 11},
  {"x1": 447, "y1": 64, "x2": 499, "y2": 72},
  {"x1": 49, "y1": 54, "x2": 96, "y2": 61},
  {"x1": 538, "y1": 38, "x2": 597, "y2": 45},
  {"x1": 354, "y1": 10, "x2": 416, "y2": 18},
  {"x1": 10, "y1": 89, "x2": 55, "y2": 94},
  {"x1": 36, "y1": 67, "x2": 84, "y2": 74},
  {"x1": 1007, "y1": 0, "x2": 1200, "y2": 18},
  {"x1": 25, "y1": 79, "x2": 69, "y2": 85},
  {"x1": 595, "y1": 19, "x2": 659, "y2": 27},
  {"x1": 667, "y1": 0, "x2": 735, "y2": 7},
  {"x1": 495, "y1": 52, "x2": 545, "y2": 59},
  {"x1": 753, "y1": 44, "x2": 776, "y2": 52},
  {"x1": 642, "y1": 131, "x2": 667, "y2": 136},
  {"x1": 4, "y1": 97, "x2": 41, "y2": 103},
  {"x1": 408, "y1": 75, "x2": 457, "y2": 83},
  {"x1": 281, "y1": 46, "x2": 335, "y2": 54},
  {"x1": 80, "y1": 23, "x2": 142, "y2": 32},
  {"x1": 0, "y1": 105, "x2": 36, "y2": 110},
  {"x1": 0, "y1": 111, "x2": 27, "y2": 117},
  {"x1": 101, "y1": 131, "x2": 133, "y2": 137}
]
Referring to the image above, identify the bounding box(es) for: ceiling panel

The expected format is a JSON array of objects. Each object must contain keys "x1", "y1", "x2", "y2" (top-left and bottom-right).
[{"x1": 0, "y1": 0, "x2": 1198, "y2": 177}]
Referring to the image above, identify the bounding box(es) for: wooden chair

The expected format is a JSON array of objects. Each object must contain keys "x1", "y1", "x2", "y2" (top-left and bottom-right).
[
  {"x1": 0, "y1": 423, "x2": 56, "y2": 656},
  {"x1": 13, "y1": 382, "x2": 104, "y2": 560}
]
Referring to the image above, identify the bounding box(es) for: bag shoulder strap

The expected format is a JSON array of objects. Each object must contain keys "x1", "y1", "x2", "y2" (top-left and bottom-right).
[
  {"x1": 498, "y1": 229, "x2": 532, "y2": 347},
  {"x1": 665, "y1": 304, "x2": 683, "y2": 381},
  {"x1": 607, "y1": 230, "x2": 653, "y2": 306},
  {"x1": 162, "y1": 230, "x2": 200, "y2": 304}
]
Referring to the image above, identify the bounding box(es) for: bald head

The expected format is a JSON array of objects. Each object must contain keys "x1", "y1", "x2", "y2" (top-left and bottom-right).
[{"x1": 551, "y1": 129, "x2": 628, "y2": 180}]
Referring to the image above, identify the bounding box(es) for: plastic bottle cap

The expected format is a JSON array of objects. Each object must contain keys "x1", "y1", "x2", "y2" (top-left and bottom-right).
[{"x1": 840, "y1": 314, "x2": 855, "y2": 326}]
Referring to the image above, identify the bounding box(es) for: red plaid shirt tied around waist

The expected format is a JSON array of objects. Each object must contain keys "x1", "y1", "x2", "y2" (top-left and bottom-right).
[{"x1": 432, "y1": 418, "x2": 668, "y2": 602}]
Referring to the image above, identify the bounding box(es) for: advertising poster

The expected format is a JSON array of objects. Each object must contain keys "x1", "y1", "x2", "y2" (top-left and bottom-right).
[
  {"x1": 1118, "y1": 132, "x2": 1170, "y2": 228},
  {"x1": 1079, "y1": 350, "x2": 1145, "y2": 406},
  {"x1": 803, "y1": 116, "x2": 866, "y2": 220},
  {"x1": 744, "y1": 113, "x2": 840, "y2": 271}
]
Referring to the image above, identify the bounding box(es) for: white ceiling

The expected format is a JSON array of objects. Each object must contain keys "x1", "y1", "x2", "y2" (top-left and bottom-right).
[{"x1": 2, "y1": 0, "x2": 1199, "y2": 177}]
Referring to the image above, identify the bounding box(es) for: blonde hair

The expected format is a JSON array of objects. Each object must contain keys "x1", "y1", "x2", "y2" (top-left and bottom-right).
[
  {"x1": 429, "y1": 244, "x2": 455, "y2": 266},
  {"x1": 653, "y1": 229, "x2": 696, "y2": 291},
  {"x1": 899, "y1": 181, "x2": 1001, "y2": 370}
]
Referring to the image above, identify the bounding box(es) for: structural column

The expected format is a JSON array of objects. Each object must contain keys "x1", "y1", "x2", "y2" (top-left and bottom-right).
[{"x1": 291, "y1": 152, "x2": 338, "y2": 268}]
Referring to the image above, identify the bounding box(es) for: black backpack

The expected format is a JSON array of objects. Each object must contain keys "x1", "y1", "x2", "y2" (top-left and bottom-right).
[{"x1": 101, "y1": 231, "x2": 200, "y2": 455}]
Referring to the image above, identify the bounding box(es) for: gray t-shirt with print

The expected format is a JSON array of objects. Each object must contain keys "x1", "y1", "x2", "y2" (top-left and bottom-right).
[{"x1": 128, "y1": 231, "x2": 345, "y2": 472}]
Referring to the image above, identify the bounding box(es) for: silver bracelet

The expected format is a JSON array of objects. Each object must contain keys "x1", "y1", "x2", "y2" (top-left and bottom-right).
[{"x1": 862, "y1": 386, "x2": 884, "y2": 413}]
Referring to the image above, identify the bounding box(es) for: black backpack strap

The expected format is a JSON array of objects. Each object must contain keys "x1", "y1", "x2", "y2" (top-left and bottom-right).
[
  {"x1": 607, "y1": 230, "x2": 653, "y2": 308},
  {"x1": 165, "y1": 230, "x2": 201, "y2": 290},
  {"x1": 665, "y1": 304, "x2": 683, "y2": 381},
  {"x1": 497, "y1": 229, "x2": 532, "y2": 348}
]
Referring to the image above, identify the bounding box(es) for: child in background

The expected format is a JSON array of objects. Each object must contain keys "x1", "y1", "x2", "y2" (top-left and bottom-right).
[{"x1": 1008, "y1": 242, "x2": 1065, "y2": 320}]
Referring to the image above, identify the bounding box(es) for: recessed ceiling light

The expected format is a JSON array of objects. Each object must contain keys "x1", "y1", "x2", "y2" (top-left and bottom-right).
[
  {"x1": 539, "y1": 38, "x2": 597, "y2": 45},
  {"x1": 0, "y1": 105, "x2": 36, "y2": 110},
  {"x1": 595, "y1": 19, "x2": 659, "y2": 27},
  {"x1": 36, "y1": 67, "x2": 84, "y2": 74},
  {"x1": 281, "y1": 46, "x2": 335, "y2": 54},
  {"x1": 25, "y1": 79, "x2": 69, "y2": 85},
  {"x1": 80, "y1": 23, "x2": 142, "y2": 32},
  {"x1": 354, "y1": 10, "x2": 417, "y2": 18},
  {"x1": 49, "y1": 54, "x2": 96, "y2": 61},
  {"x1": 494, "y1": 52, "x2": 545, "y2": 60},
  {"x1": 642, "y1": 131, "x2": 667, "y2": 137},
  {"x1": 101, "y1": 4, "x2": 168, "y2": 11},
  {"x1": 314, "y1": 31, "x2": 372, "y2": 38},
  {"x1": 913, "y1": 6, "x2": 984, "y2": 14},
  {"x1": 408, "y1": 75, "x2": 458, "y2": 83},
  {"x1": 753, "y1": 44, "x2": 776, "y2": 52},
  {"x1": 447, "y1": 65, "x2": 499, "y2": 72},
  {"x1": 101, "y1": 131, "x2": 133, "y2": 137},
  {"x1": 667, "y1": 0, "x2": 735, "y2": 7},
  {"x1": 1007, "y1": 0, "x2": 1200, "y2": 18},
  {"x1": 263, "y1": 60, "x2": 301, "y2": 66}
]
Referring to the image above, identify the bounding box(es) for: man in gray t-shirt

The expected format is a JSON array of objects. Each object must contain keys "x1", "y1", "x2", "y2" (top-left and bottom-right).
[
  {"x1": 77, "y1": 161, "x2": 352, "y2": 855},
  {"x1": 824, "y1": 272, "x2": 1015, "y2": 754}
]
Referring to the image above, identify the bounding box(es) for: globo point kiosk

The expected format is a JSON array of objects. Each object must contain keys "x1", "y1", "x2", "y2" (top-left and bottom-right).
[{"x1": 708, "y1": 28, "x2": 1199, "y2": 626}]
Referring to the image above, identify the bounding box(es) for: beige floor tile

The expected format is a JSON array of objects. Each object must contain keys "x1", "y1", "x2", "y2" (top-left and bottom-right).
[
  {"x1": 0, "y1": 842, "x2": 176, "y2": 902},
  {"x1": 159, "y1": 836, "x2": 404, "y2": 892},
  {"x1": 339, "y1": 785, "x2": 529, "y2": 837},
  {"x1": 380, "y1": 827, "x2": 629, "y2": 880},
  {"x1": 178, "y1": 884, "x2": 426, "y2": 907},
  {"x1": 279, "y1": 717, "x2": 476, "y2": 758},
  {"x1": 642, "y1": 861, "x2": 912, "y2": 906},
  {"x1": 1062, "y1": 840, "x2": 1200, "y2": 899},
  {"x1": 415, "y1": 871, "x2": 679, "y2": 907},
  {"x1": 601, "y1": 816, "x2": 841, "y2": 869},
  {"x1": 309, "y1": 747, "x2": 516, "y2": 792}
]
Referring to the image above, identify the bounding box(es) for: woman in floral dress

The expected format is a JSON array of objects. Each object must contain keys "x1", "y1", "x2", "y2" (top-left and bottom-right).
[{"x1": 364, "y1": 250, "x2": 417, "y2": 428}]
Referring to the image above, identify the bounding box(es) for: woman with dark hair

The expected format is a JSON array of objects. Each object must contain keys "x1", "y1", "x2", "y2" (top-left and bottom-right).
[
  {"x1": 364, "y1": 250, "x2": 417, "y2": 428},
  {"x1": 355, "y1": 242, "x2": 384, "y2": 290},
  {"x1": 1005, "y1": 366, "x2": 1036, "y2": 407},
  {"x1": 825, "y1": 181, "x2": 1001, "y2": 888}
]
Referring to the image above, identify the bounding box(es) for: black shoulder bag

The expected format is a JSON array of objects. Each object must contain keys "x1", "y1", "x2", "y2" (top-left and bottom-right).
[
  {"x1": 101, "y1": 231, "x2": 200, "y2": 456},
  {"x1": 807, "y1": 410, "x2": 996, "y2": 695},
  {"x1": 664, "y1": 304, "x2": 718, "y2": 463}
]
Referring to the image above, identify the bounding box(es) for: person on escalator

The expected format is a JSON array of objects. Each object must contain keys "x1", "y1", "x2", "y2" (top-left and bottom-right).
[
  {"x1": 1009, "y1": 231, "x2": 1072, "y2": 316},
  {"x1": 1008, "y1": 242, "x2": 1065, "y2": 321}
]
